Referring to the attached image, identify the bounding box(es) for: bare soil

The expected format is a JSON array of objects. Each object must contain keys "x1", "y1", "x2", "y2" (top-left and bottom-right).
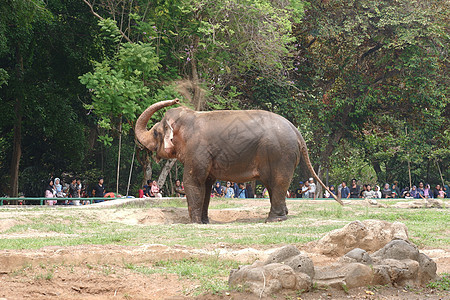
[{"x1": 0, "y1": 199, "x2": 449, "y2": 300}]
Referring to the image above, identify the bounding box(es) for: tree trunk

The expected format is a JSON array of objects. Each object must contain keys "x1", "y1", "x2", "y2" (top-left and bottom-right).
[
  {"x1": 136, "y1": 148, "x2": 153, "y2": 187},
  {"x1": 316, "y1": 165, "x2": 322, "y2": 199},
  {"x1": 116, "y1": 119, "x2": 122, "y2": 195},
  {"x1": 9, "y1": 45, "x2": 24, "y2": 200},
  {"x1": 10, "y1": 97, "x2": 22, "y2": 199},
  {"x1": 190, "y1": 35, "x2": 204, "y2": 111},
  {"x1": 157, "y1": 159, "x2": 177, "y2": 191}
]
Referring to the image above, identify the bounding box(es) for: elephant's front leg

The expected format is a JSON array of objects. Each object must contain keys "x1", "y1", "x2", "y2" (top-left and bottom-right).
[
  {"x1": 183, "y1": 171, "x2": 209, "y2": 224},
  {"x1": 201, "y1": 177, "x2": 215, "y2": 224}
]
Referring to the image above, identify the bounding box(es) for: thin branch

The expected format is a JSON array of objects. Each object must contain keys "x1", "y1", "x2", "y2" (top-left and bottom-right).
[{"x1": 81, "y1": 0, "x2": 133, "y2": 43}]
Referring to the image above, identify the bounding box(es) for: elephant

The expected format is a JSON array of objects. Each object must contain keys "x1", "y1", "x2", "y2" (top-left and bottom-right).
[{"x1": 135, "y1": 99, "x2": 342, "y2": 224}]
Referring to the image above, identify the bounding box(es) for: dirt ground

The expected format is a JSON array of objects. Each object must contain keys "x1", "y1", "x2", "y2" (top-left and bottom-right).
[{"x1": 0, "y1": 199, "x2": 449, "y2": 300}]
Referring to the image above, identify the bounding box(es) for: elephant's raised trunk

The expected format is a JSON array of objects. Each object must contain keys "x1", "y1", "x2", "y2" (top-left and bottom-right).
[{"x1": 135, "y1": 98, "x2": 180, "y2": 150}]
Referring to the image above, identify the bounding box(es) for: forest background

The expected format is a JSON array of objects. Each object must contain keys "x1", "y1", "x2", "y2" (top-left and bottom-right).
[{"x1": 0, "y1": 0, "x2": 448, "y2": 197}]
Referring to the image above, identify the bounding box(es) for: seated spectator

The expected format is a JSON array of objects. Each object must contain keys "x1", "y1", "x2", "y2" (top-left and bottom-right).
[
  {"x1": 401, "y1": 186, "x2": 410, "y2": 198},
  {"x1": 262, "y1": 187, "x2": 269, "y2": 198},
  {"x1": 437, "y1": 186, "x2": 446, "y2": 199},
  {"x1": 391, "y1": 181, "x2": 400, "y2": 199},
  {"x1": 374, "y1": 185, "x2": 382, "y2": 198},
  {"x1": 150, "y1": 180, "x2": 162, "y2": 198},
  {"x1": 54, "y1": 178, "x2": 64, "y2": 198},
  {"x1": 246, "y1": 183, "x2": 255, "y2": 198},
  {"x1": 424, "y1": 184, "x2": 431, "y2": 198},
  {"x1": 327, "y1": 185, "x2": 337, "y2": 198},
  {"x1": 362, "y1": 184, "x2": 376, "y2": 199},
  {"x1": 144, "y1": 180, "x2": 151, "y2": 197},
  {"x1": 416, "y1": 182, "x2": 425, "y2": 199},
  {"x1": 349, "y1": 179, "x2": 360, "y2": 199},
  {"x1": 295, "y1": 182, "x2": 304, "y2": 198},
  {"x1": 381, "y1": 183, "x2": 392, "y2": 198},
  {"x1": 212, "y1": 182, "x2": 224, "y2": 197},
  {"x1": 302, "y1": 181, "x2": 310, "y2": 198},
  {"x1": 360, "y1": 184, "x2": 367, "y2": 198},
  {"x1": 92, "y1": 177, "x2": 105, "y2": 203},
  {"x1": 237, "y1": 183, "x2": 247, "y2": 198},
  {"x1": 410, "y1": 185, "x2": 418, "y2": 198},
  {"x1": 174, "y1": 179, "x2": 185, "y2": 197},
  {"x1": 45, "y1": 179, "x2": 57, "y2": 205},
  {"x1": 224, "y1": 182, "x2": 234, "y2": 198},
  {"x1": 432, "y1": 184, "x2": 441, "y2": 199},
  {"x1": 232, "y1": 182, "x2": 239, "y2": 198},
  {"x1": 69, "y1": 178, "x2": 78, "y2": 198},
  {"x1": 404, "y1": 191, "x2": 414, "y2": 199},
  {"x1": 308, "y1": 178, "x2": 316, "y2": 199},
  {"x1": 340, "y1": 181, "x2": 350, "y2": 199}
]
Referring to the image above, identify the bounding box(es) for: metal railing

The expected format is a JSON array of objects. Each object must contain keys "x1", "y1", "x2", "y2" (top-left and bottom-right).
[{"x1": 0, "y1": 197, "x2": 116, "y2": 206}]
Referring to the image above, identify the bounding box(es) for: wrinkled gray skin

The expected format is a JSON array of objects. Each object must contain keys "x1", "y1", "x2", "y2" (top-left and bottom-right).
[{"x1": 135, "y1": 99, "x2": 342, "y2": 224}]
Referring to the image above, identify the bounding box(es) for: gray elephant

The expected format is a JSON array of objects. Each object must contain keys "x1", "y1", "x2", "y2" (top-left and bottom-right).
[{"x1": 135, "y1": 99, "x2": 342, "y2": 224}]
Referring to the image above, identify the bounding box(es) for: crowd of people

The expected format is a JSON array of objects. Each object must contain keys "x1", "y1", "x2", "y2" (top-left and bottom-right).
[
  {"x1": 211, "y1": 181, "x2": 255, "y2": 199},
  {"x1": 44, "y1": 177, "x2": 106, "y2": 205},
  {"x1": 293, "y1": 178, "x2": 448, "y2": 200}
]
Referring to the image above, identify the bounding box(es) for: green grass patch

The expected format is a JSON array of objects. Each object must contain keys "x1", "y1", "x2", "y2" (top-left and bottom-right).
[
  {"x1": 125, "y1": 257, "x2": 240, "y2": 295},
  {"x1": 427, "y1": 273, "x2": 450, "y2": 291}
]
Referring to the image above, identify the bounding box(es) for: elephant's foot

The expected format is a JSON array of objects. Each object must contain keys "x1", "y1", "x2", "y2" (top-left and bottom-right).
[
  {"x1": 265, "y1": 214, "x2": 288, "y2": 223},
  {"x1": 201, "y1": 216, "x2": 210, "y2": 224}
]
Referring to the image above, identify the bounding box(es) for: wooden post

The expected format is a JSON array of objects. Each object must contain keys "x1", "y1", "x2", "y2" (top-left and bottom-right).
[{"x1": 116, "y1": 119, "x2": 122, "y2": 195}]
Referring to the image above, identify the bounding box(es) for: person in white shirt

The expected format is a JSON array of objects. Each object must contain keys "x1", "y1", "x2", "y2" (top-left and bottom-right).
[{"x1": 308, "y1": 177, "x2": 316, "y2": 199}]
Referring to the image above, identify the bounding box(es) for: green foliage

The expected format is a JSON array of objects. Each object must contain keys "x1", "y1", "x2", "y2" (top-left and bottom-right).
[{"x1": 427, "y1": 273, "x2": 450, "y2": 291}]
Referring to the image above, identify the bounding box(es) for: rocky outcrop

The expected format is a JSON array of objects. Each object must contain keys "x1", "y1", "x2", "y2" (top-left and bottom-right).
[
  {"x1": 229, "y1": 221, "x2": 437, "y2": 297},
  {"x1": 313, "y1": 219, "x2": 409, "y2": 256},
  {"x1": 229, "y1": 246, "x2": 313, "y2": 297},
  {"x1": 392, "y1": 199, "x2": 444, "y2": 209}
]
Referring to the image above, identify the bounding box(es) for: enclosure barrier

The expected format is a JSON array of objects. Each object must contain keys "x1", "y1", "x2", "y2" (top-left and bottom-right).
[{"x1": 0, "y1": 197, "x2": 116, "y2": 206}]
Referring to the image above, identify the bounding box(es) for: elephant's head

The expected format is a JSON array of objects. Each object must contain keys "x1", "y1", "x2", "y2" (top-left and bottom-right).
[{"x1": 135, "y1": 98, "x2": 181, "y2": 161}]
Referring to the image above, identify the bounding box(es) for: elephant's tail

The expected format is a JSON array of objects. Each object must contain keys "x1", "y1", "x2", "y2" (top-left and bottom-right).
[{"x1": 296, "y1": 131, "x2": 343, "y2": 205}]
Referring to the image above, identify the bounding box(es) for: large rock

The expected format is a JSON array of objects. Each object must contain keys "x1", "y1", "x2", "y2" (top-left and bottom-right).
[
  {"x1": 371, "y1": 239, "x2": 437, "y2": 286},
  {"x1": 229, "y1": 261, "x2": 312, "y2": 297},
  {"x1": 314, "y1": 263, "x2": 373, "y2": 290},
  {"x1": 229, "y1": 223, "x2": 437, "y2": 297},
  {"x1": 264, "y1": 245, "x2": 314, "y2": 278},
  {"x1": 392, "y1": 199, "x2": 444, "y2": 209},
  {"x1": 314, "y1": 220, "x2": 409, "y2": 256}
]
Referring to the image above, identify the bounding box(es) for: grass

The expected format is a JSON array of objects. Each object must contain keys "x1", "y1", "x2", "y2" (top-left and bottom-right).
[
  {"x1": 0, "y1": 200, "x2": 448, "y2": 250},
  {"x1": 1, "y1": 199, "x2": 449, "y2": 297},
  {"x1": 427, "y1": 273, "x2": 450, "y2": 291},
  {"x1": 125, "y1": 257, "x2": 241, "y2": 295}
]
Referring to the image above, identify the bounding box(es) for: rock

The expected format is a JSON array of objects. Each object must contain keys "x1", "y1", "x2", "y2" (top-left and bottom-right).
[
  {"x1": 263, "y1": 245, "x2": 315, "y2": 278},
  {"x1": 284, "y1": 254, "x2": 315, "y2": 278},
  {"x1": 392, "y1": 199, "x2": 444, "y2": 209},
  {"x1": 371, "y1": 265, "x2": 392, "y2": 285},
  {"x1": 314, "y1": 220, "x2": 409, "y2": 256},
  {"x1": 381, "y1": 258, "x2": 420, "y2": 286},
  {"x1": 264, "y1": 245, "x2": 300, "y2": 265},
  {"x1": 344, "y1": 263, "x2": 373, "y2": 289},
  {"x1": 417, "y1": 253, "x2": 437, "y2": 285},
  {"x1": 314, "y1": 263, "x2": 373, "y2": 290},
  {"x1": 229, "y1": 262, "x2": 311, "y2": 297},
  {"x1": 343, "y1": 248, "x2": 373, "y2": 265},
  {"x1": 372, "y1": 239, "x2": 419, "y2": 261}
]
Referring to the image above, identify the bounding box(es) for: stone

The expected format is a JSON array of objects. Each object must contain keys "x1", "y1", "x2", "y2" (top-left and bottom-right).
[
  {"x1": 264, "y1": 245, "x2": 300, "y2": 265},
  {"x1": 371, "y1": 265, "x2": 392, "y2": 285},
  {"x1": 344, "y1": 263, "x2": 373, "y2": 289},
  {"x1": 229, "y1": 261, "x2": 312, "y2": 297},
  {"x1": 392, "y1": 199, "x2": 444, "y2": 209},
  {"x1": 314, "y1": 220, "x2": 409, "y2": 256},
  {"x1": 284, "y1": 254, "x2": 315, "y2": 278},
  {"x1": 314, "y1": 263, "x2": 373, "y2": 290},
  {"x1": 372, "y1": 239, "x2": 419, "y2": 261},
  {"x1": 343, "y1": 248, "x2": 373, "y2": 265},
  {"x1": 417, "y1": 253, "x2": 437, "y2": 285}
]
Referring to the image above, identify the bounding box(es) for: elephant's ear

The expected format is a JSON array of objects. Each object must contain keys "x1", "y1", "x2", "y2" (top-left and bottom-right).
[{"x1": 163, "y1": 121, "x2": 175, "y2": 154}]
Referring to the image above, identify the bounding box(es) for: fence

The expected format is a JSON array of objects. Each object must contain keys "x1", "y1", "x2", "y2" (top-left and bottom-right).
[{"x1": 0, "y1": 197, "x2": 116, "y2": 206}]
